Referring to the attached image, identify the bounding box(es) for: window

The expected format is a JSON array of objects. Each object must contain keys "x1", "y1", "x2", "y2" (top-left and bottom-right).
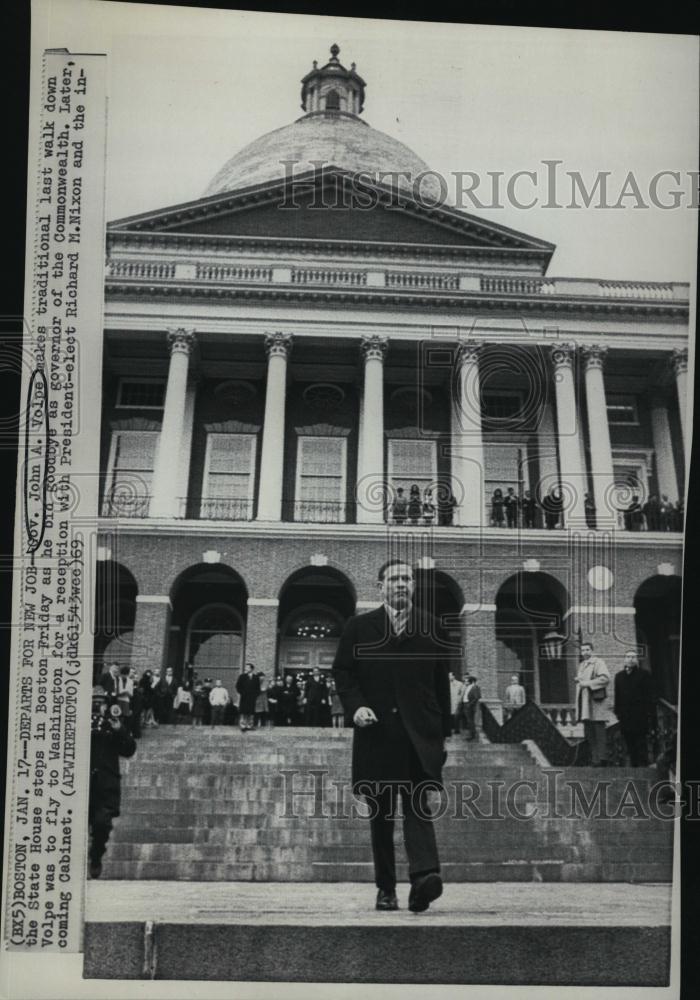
[
  {"x1": 295, "y1": 436, "x2": 347, "y2": 522},
  {"x1": 484, "y1": 443, "x2": 529, "y2": 499},
  {"x1": 325, "y1": 89, "x2": 340, "y2": 110},
  {"x1": 202, "y1": 433, "x2": 256, "y2": 520},
  {"x1": 388, "y1": 439, "x2": 437, "y2": 495},
  {"x1": 116, "y1": 379, "x2": 165, "y2": 409},
  {"x1": 606, "y1": 394, "x2": 639, "y2": 426},
  {"x1": 482, "y1": 392, "x2": 523, "y2": 421},
  {"x1": 103, "y1": 431, "x2": 159, "y2": 517}
]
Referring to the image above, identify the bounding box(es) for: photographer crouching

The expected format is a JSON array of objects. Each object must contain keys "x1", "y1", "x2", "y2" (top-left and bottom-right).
[{"x1": 89, "y1": 685, "x2": 136, "y2": 878}]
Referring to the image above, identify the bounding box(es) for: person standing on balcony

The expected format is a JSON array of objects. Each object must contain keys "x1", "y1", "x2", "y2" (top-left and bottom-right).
[
  {"x1": 575, "y1": 642, "x2": 613, "y2": 766},
  {"x1": 332, "y1": 559, "x2": 454, "y2": 914},
  {"x1": 278, "y1": 674, "x2": 298, "y2": 726},
  {"x1": 407, "y1": 484, "x2": 422, "y2": 525},
  {"x1": 448, "y1": 672, "x2": 464, "y2": 734},
  {"x1": 521, "y1": 489, "x2": 537, "y2": 529},
  {"x1": 659, "y1": 495, "x2": 674, "y2": 530},
  {"x1": 305, "y1": 668, "x2": 328, "y2": 726},
  {"x1": 613, "y1": 651, "x2": 655, "y2": 766},
  {"x1": 542, "y1": 486, "x2": 562, "y2": 529},
  {"x1": 254, "y1": 671, "x2": 269, "y2": 727},
  {"x1": 422, "y1": 488, "x2": 436, "y2": 525},
  {"x1": 503, "y1": 674, "x2": 527, "y2": 722},
  {"x1": 490, "y1": 489, "x2": 505, "y2": 527},
  {"x1": 504, "y1": 487, "x2": 518, "y2": 528},
  {"x1": 391, "y1": 487, "x2": 407, "y2": 524}
]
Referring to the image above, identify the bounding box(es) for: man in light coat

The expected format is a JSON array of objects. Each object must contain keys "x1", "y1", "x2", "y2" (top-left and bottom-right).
[{"x1": 575, "y1": 642, "x2": 613, "y2": 766}]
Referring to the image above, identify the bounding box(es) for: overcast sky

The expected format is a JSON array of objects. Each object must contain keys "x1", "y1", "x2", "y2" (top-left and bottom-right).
[{"x1": 38, "y1": 0, "x2": 699, "y2": 281}]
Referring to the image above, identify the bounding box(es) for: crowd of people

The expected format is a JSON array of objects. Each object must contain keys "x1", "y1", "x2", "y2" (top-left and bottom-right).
[
  {"x1": 389, "y1": 484, "x2": 456, "y2": 526},
  {"x1": 95, "y1": 661, "x2": 347, "y2": 733},
  {"x1": 388, "y1": 481, "x2": 684, "y2": 532}
]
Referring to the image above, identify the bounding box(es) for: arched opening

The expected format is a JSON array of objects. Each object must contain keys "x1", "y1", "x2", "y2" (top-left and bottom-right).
[
  {"x1": 324, "y1": 89, "x2": 340, "y2": 110},
  {"x1": 634, "y1": 575, "x2": 681, "y2": 705},
  {"x1": 277, "y1": 567, "x2": 355, "y2": 678},
  {"x1": 93, "y1": 561, "x2": 138, "y2": 681},
  {"x1": 169, "y1": 564, "x2": 248, "y2": 697},
  {"x1": 495, "y1": 572, "x2": 569, "y2": 707},
  {"x1": 414, "y1": 568, "x2": 464, "y2": 668}
]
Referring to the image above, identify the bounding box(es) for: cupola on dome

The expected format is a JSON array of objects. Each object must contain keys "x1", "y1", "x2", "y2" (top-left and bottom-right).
[{"x1": 204, "y1": 45, "x2": 441, "y2": 202}]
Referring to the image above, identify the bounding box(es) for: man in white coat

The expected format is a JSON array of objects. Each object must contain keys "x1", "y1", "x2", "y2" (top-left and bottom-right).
[{"x1": 575, "y1": 642, "x2": 613, "y2": 766}]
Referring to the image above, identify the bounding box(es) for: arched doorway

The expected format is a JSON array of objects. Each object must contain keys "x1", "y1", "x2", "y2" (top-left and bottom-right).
[
  {"x1": 170, "y1": 565, "x2": 248, "y2": 698},
  {"x1": 93, "y1": 561, "x2": 138, "y2": 681},
  {"x1": 495, "y1": 572, "x2": 569, "y2": 707},
  {"x1": 277, "y1": 568, "x2": 355, "y2": 678},
  {"x1": 414, "y1": 568, "x2": 464, "y2": 670},
  {"x1": 634, "y1": 575, "x2": 681, "y2": 705}
]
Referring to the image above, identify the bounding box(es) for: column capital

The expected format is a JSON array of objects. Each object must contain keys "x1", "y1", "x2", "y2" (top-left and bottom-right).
[
  {"x1": 456, "y1": 338, "x2": 483, "y2": 368},
  {"x1": 550, "y1": 342, "x2": 577, "y2": 371},
  {"x1": 581, "y1": 344, "x2": 608, "y2": 371},
  {"x1": 166, "y1": 328, "x2": 197, "y2": 356},
  {"x1": 671, "y1": 347, "x2": 688, "y2": 376},
  {"x1": 264, "y1": 332, "x2": 293, "y2": 359},
  {"x1": 360, "y1": 334, "x2": 388, "y2": 363}
]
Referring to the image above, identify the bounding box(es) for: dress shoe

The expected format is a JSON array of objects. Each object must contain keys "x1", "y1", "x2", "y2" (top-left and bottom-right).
[
  {"x1": 408, "y1": 872, "x2": 443, "y2": 912},
  {"x1": 89, "y1": 860, "x2": 102, "y2": 879},
  {"x1": 375, "y1": 889, "x2": 399, "y2": 910}
]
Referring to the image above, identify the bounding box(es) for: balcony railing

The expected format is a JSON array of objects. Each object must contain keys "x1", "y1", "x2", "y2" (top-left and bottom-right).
[
  {"x1": 101, "y1": 493, "x2": 151, "y2": 518},
  {"x1": 179, "y1": 497, "x2": 254, "y2": 521},
  {"x1": 282, "y1": 500, "x2": 354, "y2": 524},
  {"x1": 105, "y1": 256, "x2": 689, "y2": 305}
]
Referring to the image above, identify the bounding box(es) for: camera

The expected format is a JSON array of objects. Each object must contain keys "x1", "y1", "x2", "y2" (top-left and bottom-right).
[{"x1": 91, "y1": 701, "x2": 122, "y2": 734}]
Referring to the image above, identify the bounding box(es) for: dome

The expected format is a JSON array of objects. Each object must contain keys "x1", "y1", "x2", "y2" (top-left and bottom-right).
[{"x1": 203, "y1": 45, "x2": 443, "y2": 204}]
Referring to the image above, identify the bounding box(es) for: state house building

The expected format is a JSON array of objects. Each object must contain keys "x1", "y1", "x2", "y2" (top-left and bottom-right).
[{"x1": 96, "y1": 46, "x2": 688, "y2": 726}]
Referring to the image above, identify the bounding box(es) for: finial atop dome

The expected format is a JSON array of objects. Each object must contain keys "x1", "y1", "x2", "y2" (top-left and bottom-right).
[{"x1": 300, "y1": 44, "x2": 366, "y2": 116}]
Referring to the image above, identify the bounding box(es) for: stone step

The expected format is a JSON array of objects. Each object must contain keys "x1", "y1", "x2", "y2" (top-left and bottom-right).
[
  {"x1": 106, "y1": 842, "x2": 571, "y2": 864},
  {"x1": 83, "y1": 882, "x2": 671, "y2": 986}
]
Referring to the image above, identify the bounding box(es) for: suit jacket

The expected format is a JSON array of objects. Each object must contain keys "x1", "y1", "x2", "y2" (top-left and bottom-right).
[{"x1": 332, "y1": 606, "x2": 455, "y2": 785}]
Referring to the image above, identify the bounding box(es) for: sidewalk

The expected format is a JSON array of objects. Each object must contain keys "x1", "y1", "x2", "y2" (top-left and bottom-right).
[{"x1": 84, "y1": 880, "x2": 672, "y2": 986}]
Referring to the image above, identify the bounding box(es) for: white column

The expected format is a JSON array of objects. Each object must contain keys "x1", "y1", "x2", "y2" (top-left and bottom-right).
[
  {"x1": 651, "y1": 395, "x2": 679, "y2": 504},
  {"x1": 451, "y1": 340, "x2": 485, "y2": 527},
  {"x1": 150, "y1": 328, "x2": 196, "y2": 518},
  {"x1": 257, "y1": 332, "x2": 292, "y2": 521},
  {"x1": 537, "y1": 398, "x2": 560, "y2": 497},
  {"x1": 672, "y1": 348, "x2": 688, "y2": 457},
  {"x1": 550, "y1": 343, "x2": 587, "y2": 528},
  {"x1": 177, "y1": 380, "x2": 197, "y2": 517},
  {"x1": 357, "y1": 335, "x2": 387, "y2": 524},
  {"x1": 582, "y1": 345, "x2": 616, "y2": 528}
]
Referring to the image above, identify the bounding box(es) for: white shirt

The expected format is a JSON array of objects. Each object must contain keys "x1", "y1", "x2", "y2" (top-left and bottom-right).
[
  {"x1": 384, "y1": 601, "x2": 411, "y2": 636},
  {"x1": 209, "y1": 686, "x2": 230, "y2": 706}
]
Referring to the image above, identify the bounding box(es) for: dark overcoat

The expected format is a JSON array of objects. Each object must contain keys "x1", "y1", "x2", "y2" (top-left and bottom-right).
[
  {"x1": 613, "y1": 667, "x2": 655, "y2": 733},
  {"x1": 236, "y1": 672, "x2": 260, "y2": 714},
  {"x1": 90, "y1": 722, "x2": 136, "y2": 815},
  {"x1": 332, "y1": 606, "x2": 455, "y2": 785}
]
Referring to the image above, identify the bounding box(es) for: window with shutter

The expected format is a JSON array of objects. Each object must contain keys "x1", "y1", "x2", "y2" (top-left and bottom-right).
[
  {"x1": 295, "y1": 436, "x2": 347, "y2": 522},
  {"x1": 104, "y1": 431, "x2": 159, "y2": 516},
  {"x1": 202, "y1": 433, "x2": 256, "y2": 520}
]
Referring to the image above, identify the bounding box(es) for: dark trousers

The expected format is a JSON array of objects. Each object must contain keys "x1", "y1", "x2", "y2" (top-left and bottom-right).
[
  {"x1": 622, "y1": 728, "x2": 648, "y2": 767},
  {"x1": 362, "y1": 721, "x2": 440, "y2": 891},
  {"x1": 88, "y1": 777, "x2": 118, "y2": 864},
  {"x1": 583, "y1": 719, "x2": 608, "y2": 764}
]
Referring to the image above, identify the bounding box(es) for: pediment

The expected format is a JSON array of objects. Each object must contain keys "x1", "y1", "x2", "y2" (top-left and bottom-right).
[{"x1": 108, "y1": 168, "x2": 555, "y2": 259}]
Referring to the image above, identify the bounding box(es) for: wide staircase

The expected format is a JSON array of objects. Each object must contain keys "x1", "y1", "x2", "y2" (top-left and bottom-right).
[{"x1": 103, "y1": 726, "x2": 673, "y2": 883}]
